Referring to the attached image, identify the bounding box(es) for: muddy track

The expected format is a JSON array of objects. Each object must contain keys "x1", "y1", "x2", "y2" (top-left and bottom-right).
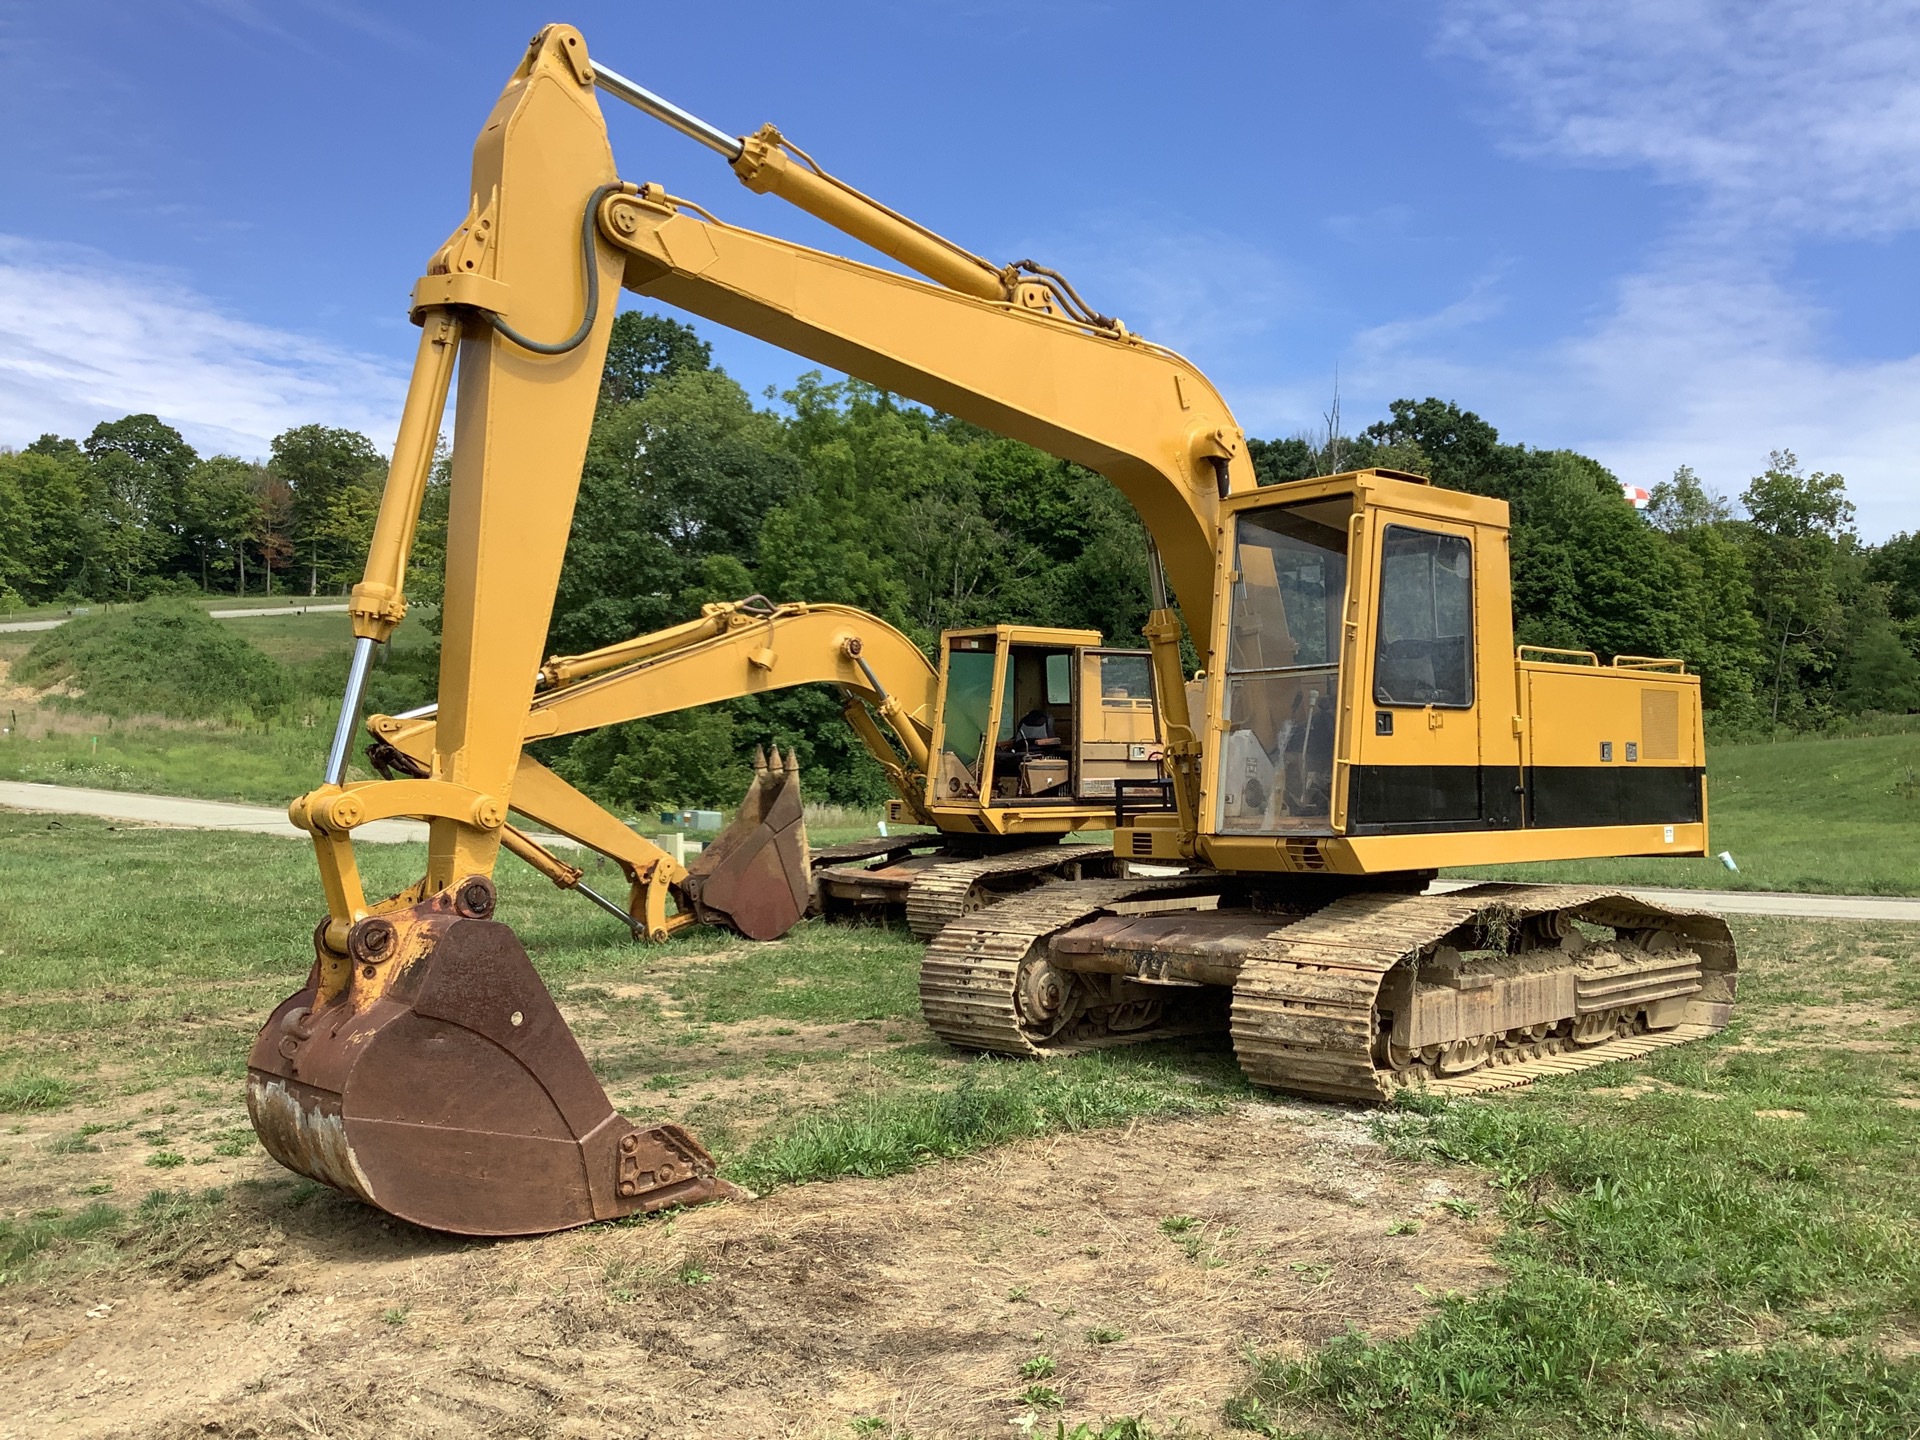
[
  {"x1": 902, "y1": 844, "x2": 1118, "y2": 939},
  {"x1": 918, "y1": 877, "x2": 1225, "y2": 1053},
  {"x1": 921, "y1": 879, "x2": 1737, "y2": 1103}
]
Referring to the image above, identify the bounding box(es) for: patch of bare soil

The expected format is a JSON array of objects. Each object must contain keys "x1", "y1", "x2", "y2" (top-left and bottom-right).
[
  {"x1": 582, "y1": 1011, "x2": 920, "y2": 1136},
  {"x1": 1585, "y1": 1077, "x2": 1721, "y2": 1103},
  {"x1": 1737, "y1": 1000, "x2": 1914, "y2": 1053},
  {"x1": 0, "y1": 1105, "x2": 1502, "y2": 1440},
  {"x1": 0, "y1": 1090, "x2": 261, "y2": 1218}
]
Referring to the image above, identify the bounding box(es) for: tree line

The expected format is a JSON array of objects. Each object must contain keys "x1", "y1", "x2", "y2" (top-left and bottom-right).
[
  {"x1": 0, "y1": 416, "x2": 385, "y2": 604},
  {"x1": 4, "y1": 311, "x2": 1916, "y2": 804}
]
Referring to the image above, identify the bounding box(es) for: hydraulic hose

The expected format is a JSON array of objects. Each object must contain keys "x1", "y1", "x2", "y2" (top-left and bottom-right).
[{"x1": 488, "y1": 182, "x2": 623, "y2": 355}]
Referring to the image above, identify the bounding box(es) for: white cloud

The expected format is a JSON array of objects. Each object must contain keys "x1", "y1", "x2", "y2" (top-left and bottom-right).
[
  {"x1": 1385, "y1": 0, "x2": 1920, "y2": 537},
  {"x1": 1343, "y1": 250, "x2": 1920, "y2": 533},
  {"x1": 1440, "y1": 0, "x2": 1920, "y2": 239},
  {"x1": 0, "y1": 236, "x2": 404, "y2": 459}
]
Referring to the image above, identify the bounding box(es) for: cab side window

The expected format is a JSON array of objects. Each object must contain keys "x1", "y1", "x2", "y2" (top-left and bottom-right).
[{"x1": 1373, "y1": 526, "x2": 1473, "y2": 707}]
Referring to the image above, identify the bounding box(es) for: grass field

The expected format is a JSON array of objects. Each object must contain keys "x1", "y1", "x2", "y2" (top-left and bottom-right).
[
  {"x1": 1449, "y1": 729, "x2": 1920, "y2": 896},
  {"x1": 0, "y1": 608, "x2": 435, "y2": 805},
  {"x1": 1, "y1": 811, "x2": 1916, "y2": 1433}
]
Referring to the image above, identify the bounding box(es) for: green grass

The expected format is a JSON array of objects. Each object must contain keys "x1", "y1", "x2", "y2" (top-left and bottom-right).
[
  {"x1": 0, "y1": 1073, "x2": 72, "y2": 1112},
  {"x1": 0, "y1": 807, "x2": 1228, "y2": 1163},
  {"x1": 728, "y1": 1048, "x2": 1239, "y2": 1193},
  {"x1": 0, "y1": 724, "x2": 343, "y2": 805},
  {"x1": 662, "y1": 919, "x2": 923, "y2": 1025},
  {"x1": 1450, "y1": 729, "x2": 1920, "y2": 895},
  {"x1": 1229, "y1": 919, "x2": 1920, "y2": 1439},
  {"x1": 0, "y1": 1202, "x2": 124, "y2": 1284}
]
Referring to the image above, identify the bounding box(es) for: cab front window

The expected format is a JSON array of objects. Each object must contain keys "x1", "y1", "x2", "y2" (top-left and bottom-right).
[{"x1": 1214, "y1": 498, "x2": 1351, "y2": 833}]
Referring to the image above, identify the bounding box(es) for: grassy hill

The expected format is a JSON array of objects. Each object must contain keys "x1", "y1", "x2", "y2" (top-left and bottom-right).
[
  {"x1": 0, "y1": 605, "x2": 435, "y2": 805},
  {"x1": 1450, "y1": 729, "x2": 1920, "y2": 895}
]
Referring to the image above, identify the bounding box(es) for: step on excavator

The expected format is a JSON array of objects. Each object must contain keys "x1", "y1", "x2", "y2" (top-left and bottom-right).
[{"x1": 248, "y1": 25, "x2": 1737, "y2": 1236}]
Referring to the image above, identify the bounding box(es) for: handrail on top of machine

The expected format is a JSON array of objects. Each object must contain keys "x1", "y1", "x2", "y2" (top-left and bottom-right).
[
  {"x1": 1610, "y1": 655, "x2": 1688, "y2": 672},
  {"x1": 1515, "y1": 645, "x2": 1600, "y2": 667}
]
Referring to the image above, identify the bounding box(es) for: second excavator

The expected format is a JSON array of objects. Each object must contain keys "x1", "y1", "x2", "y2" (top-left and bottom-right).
[
  {"x1": 366, "y1": 596, "x2": 1169, "y2": 942},
  {"x1": 246, "y1": 26, "x2": 1737, "y2": 1237}
]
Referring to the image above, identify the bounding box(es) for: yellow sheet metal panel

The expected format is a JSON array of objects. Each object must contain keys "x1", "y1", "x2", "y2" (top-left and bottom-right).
[
  {"x1": 1522, "y1": 663, "x2": 1702, "y2": 769},
  {"x1": 1199, "y1": 819, "x2": 1710, "y2": 874}
]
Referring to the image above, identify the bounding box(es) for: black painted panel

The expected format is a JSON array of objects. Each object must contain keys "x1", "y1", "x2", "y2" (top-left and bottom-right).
[
  {"x1": 1526, "y1": 766, "x2": 1703, "y2": 828},
  {"x1": 1343, "y1": 764, "x2": 1701, "y2": 834},
  {"x1": 1347, "y1": 764, "x2": 1494, "y2": 834}
]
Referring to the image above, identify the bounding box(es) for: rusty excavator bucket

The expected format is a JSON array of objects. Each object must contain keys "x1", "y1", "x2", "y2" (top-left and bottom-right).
[
  {"x1": 679, "y1": 745, "x2": 812, "y2": 941},
  {"x1": 246, "y1": 876, "x2": 745, "y2": 1236},
  {"x1": 244, "y1": 750, "x2": 808, "y2": 1234}
]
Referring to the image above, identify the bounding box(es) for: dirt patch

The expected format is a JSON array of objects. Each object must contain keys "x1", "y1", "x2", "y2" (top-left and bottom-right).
[
  {"x1": 1741, "y1": 1000, "x2": 1915, "y2": 1053},
  {"x1": 584, "y1": 1013, "x2": 917, "y2": 1134},
  {"x1": 1752, "y1": 1108, "x2": 1808, "y2": 1121},
  {"x1": 0, "y1": 1088, "x2": 264, "y2": 1218},
  {"x1": 0, "y1": 1105, "x2": 1501, "y2": 1439},
  {"x1": 1586, "y1": 1078, "x2": 1721, "y2": 1103}
]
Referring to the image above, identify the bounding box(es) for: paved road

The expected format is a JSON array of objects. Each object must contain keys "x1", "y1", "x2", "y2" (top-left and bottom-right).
[
  {"x1": 1, "y1": 781, "x2": 1914, "y2": 923},
  {"x1": 0, "y1": 603, "x2": 348, "y2": 634},
  {"x1": 0, "y1": 781, "x2": 599, "y2": 852},
  {"x1": 0, "y1": 781, "x2": 427, "y2": 844},
  {"x1": 1426, "y1": 877, "x2": 1920, "y2": 923}
]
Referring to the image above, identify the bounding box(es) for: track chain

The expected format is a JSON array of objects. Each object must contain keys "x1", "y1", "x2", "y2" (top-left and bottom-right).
[
  {"x1": 1228, "y1": 883, "x2": 1737, "y2": 1102},
  {"x1": 918, "y1": 876, "x2": 1224, "y2": 1055},
  {"x1": 903, "y1": 844, "x2": 1118, "y2": 940}
]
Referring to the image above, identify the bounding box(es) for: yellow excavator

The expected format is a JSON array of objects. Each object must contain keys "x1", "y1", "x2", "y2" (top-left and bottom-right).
[
  {"x1": 247, "y1": 26, "x2": 1736, "y2": 1235},
  {"x1": 364, "y1": 596, "x2": 1168, "y2": 942}
]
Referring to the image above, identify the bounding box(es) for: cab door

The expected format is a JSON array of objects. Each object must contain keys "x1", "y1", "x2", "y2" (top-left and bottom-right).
[
  {"x1": 1343, "y1": 513, "x2": 1488, "y2": 834},
  {"x1": 927, "y1": 632, "x2": 1005, "y2": 806}
]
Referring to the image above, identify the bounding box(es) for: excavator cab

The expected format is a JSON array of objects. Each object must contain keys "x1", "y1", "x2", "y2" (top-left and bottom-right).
[{"x1": 927, "y1": 627, "x2": 1164, "y2": 822}]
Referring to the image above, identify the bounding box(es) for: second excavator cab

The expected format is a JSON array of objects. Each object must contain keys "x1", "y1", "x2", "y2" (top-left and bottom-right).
[
  {"x1": 926, "y1": 626, "x2": 1165, "y2": 824},
  {"x1": 819, "y1": 624, "x2": 1173, "y2": 936}
]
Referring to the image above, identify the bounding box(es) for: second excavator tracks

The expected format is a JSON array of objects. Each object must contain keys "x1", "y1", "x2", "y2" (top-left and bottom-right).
[
  {"x1": 815, "y1": 840, "x2": 1122, "y2": 938},
  {"x1": 918, "y1": 878, "x2": 1738, "y2": 1102}
]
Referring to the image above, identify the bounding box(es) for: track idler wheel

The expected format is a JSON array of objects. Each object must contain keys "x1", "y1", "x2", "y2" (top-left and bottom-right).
[{"x1": 246, "y1": 879, "x2": 742, "y2": 1236}]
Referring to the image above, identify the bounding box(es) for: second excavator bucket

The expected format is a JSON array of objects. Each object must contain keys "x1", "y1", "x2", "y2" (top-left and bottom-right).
[
  {"x1": 682, "y1": 746, "x2": 812, "y2": 941},
  {"x1": 246, "y1": 877, "x2": 743, "y2": 1236}
]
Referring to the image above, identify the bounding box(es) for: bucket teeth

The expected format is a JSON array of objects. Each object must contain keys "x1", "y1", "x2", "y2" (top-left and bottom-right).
[{"x1": 753, "y1": 744, "x2": 769, "y2": 774}]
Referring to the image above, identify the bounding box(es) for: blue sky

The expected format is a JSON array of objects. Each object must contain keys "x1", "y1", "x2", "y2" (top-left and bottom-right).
[{"x1": 2, "y1": 0, "x2": 1916, "y2": 537}]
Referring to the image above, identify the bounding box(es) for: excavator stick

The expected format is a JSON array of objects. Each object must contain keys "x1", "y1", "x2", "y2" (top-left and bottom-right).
[
  {"x1": 681, "y1": 745, "x2": 812, "y2": 941},
  {"x1": 246, "y1": 877, "x2": 743, "y2": 1236}
]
